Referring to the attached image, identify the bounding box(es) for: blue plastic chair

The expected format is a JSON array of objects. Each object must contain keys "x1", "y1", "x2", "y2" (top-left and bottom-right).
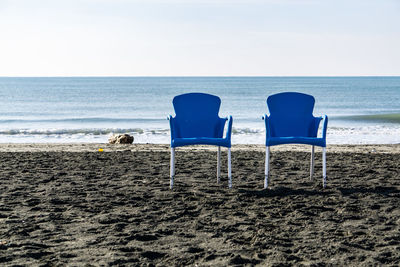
[
  {"x1": 168, "y1": 93, "x2": 233, "y2": 189},
  {"x1": 263, "y1": 92, "x2": 328, "y2": 188}
]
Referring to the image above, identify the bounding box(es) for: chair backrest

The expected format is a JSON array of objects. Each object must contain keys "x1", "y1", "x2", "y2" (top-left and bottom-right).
[
  {"x1": 267, "y1": 92, "x2": 316, "y2": 137},
  {"x1": 173, "y1": 93, "x2": 223, "y2": 138}
]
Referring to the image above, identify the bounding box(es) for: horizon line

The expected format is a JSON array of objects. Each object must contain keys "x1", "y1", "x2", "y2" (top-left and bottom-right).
[{"x1": 1, "y1": 75, "x2": 400, "y2": 78}]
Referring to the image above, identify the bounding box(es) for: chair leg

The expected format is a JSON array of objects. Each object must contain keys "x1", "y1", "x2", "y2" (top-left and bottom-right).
[
  {"x1": 217, "y1": 146, "x2": 221, "y2": 184},
  {"x1": 264, "y1": 146, "x2": 270, "y2": 189},
  {"x1": 310, "y1": 145, "x2": 315, "y2": 181},
  {"x1": 228, "y1": 147, "x2": 232, "y2": 188},
  {"x1": 322, "y1": 147, "x2": 327, "y2": 188},
  {"x1": 170, "y1": 147, "x2": 175, "y2": 189}
]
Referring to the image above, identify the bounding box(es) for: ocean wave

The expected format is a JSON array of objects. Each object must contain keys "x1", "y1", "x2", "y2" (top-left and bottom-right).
[
  {"x1": 232, "y1": 127, "x2": 263, "y2": 134},
  {"x1": 0, "y1": 117, "x2": 164, "y2": 124},
  {"x1": 0, "y1": 128, "x2": 153, "y2": 135},
  {"x1": 1, "y1": 125, "x2": 400, "y2": 136},
  {"x1": 0, "y1": 125, "x2": 399, "y2": 145},
  {"x1": 0, "y1": 127, "x2": 264, "y2": 136},
  {"x1": 336, "y1": 113, "x2": 400, "y2": 124}
]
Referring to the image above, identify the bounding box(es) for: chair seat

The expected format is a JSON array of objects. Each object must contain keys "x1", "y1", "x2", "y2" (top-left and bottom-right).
[
  {"x1": 267, "y1": 136, "x2": 326, "y2": 147},
  {"x1": 172, "y1": 137, "x2": 231, "y2": 148}
]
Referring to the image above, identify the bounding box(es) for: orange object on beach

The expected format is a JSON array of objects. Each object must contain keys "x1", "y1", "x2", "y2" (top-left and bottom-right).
[{"x1": 98, "y1": 148, "x2": 104, "y2": 152}]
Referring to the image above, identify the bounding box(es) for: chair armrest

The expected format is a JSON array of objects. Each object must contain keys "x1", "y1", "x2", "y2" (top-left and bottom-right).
[
  {"x1": 262, "y1": 114, "x2": 271, "y2": 138},
  {"x1": 225, "y1": 115, "x2": 233, "y2": 140},
  {"x1": 167, "y1": 115, "x2": 175, "y2": 140},
  {"x1": 322, "y1": 115, "x2": 328, "y2": 140}
]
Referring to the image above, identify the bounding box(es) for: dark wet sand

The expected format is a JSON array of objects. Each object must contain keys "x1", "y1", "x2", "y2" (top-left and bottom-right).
[{"x1": 0, "y1": 144, "x2": 400, "y2": 266}]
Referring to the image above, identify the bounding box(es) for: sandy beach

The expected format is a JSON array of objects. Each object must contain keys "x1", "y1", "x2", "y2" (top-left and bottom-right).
[{"x1": 1, "y1": 143, "x2": 399, "y2": 265}]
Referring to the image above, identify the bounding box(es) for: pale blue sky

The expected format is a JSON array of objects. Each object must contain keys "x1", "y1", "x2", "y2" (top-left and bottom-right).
[{"x1": 0, "y1": 0, "x2": 399, "y2": 76}]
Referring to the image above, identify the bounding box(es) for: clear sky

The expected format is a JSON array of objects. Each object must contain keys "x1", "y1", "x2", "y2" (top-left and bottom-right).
[{"x1": 0, "y1": 0, "x2": 399, "y2": 76}]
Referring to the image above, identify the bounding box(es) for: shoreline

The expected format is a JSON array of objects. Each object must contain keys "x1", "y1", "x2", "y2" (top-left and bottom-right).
[{"x1": 0, "y1": 143, "x2": 400, "y2": 153}]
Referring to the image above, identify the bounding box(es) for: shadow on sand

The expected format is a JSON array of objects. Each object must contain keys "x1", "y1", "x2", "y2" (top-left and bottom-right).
[{"x1": 238, "y1": 185, "x2": 400, "y2": 198}]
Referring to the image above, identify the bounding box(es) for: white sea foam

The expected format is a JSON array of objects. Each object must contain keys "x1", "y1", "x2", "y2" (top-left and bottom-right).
[{"x1": 0, "y1": 124, "x2": 399, "y2": 144}]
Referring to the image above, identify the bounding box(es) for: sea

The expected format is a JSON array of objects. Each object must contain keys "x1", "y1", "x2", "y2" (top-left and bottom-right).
[{"x1": 0, "y1": 77, "x2": 399, "y2": 144}]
